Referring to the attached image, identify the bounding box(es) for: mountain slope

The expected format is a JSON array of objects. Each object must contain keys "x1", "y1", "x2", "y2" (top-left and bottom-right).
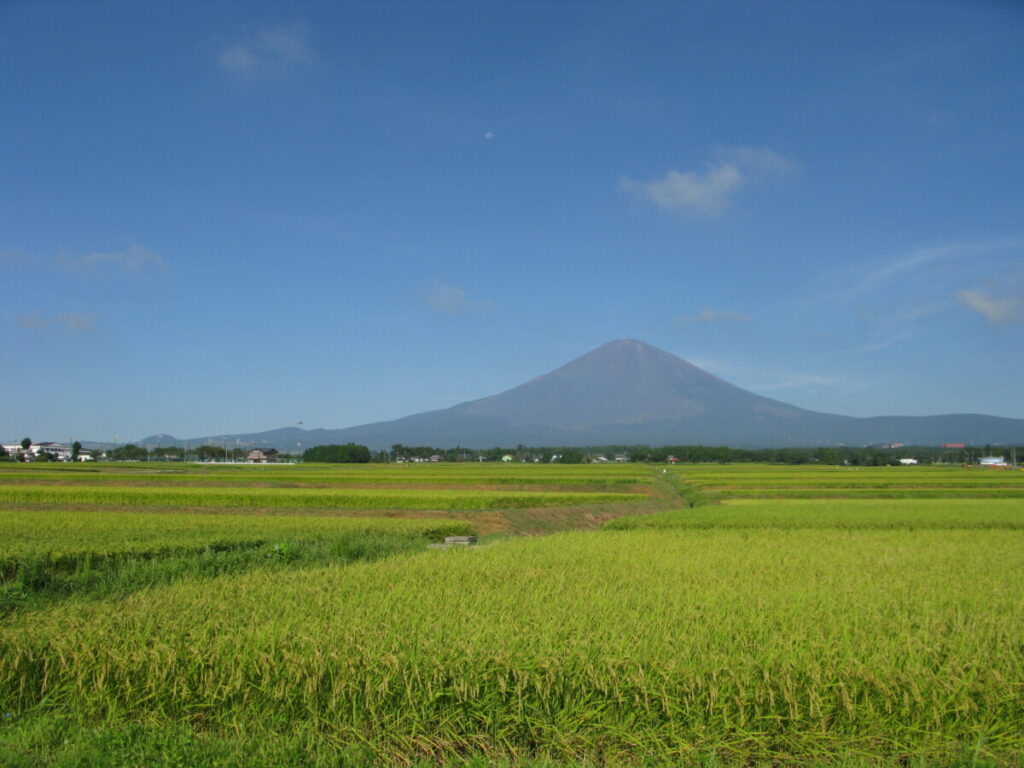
[
  {"x1": 167, "y1": 340, "x2": 1024, "y2": 450},
  {"x1": 455, "y1": 339, "x2": 806, "y2": 426}
]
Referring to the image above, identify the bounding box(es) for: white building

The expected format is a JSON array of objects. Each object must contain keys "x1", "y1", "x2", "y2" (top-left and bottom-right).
[
  {"x1": 979, "y1": 456, "x2": 1007, "y2": 467},
  {"x1": 32, "y1": 442, "x2": 73, "y2": 460}
]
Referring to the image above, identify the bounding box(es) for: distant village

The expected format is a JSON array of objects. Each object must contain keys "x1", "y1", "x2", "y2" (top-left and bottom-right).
[
  {"x1": 2, "y1": 441, "x2": 95, "y2": 462},
  {"x1": 0, "y1": 440, "x2": 282, "y2": 464},
  {"x1": 1, "y1": 438, "x2": 1019, "y2": 468}
]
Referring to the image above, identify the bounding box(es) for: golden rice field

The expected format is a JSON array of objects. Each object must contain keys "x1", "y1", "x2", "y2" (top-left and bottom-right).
[{"x1": 1, "y1": 461, "x2": 1021, "y2": 767}]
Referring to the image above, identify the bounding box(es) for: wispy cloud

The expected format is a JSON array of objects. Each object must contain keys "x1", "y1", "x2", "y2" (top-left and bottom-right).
[
  {"x1": 220, "y1": 22, "x2": 314, "y2": 78},
  {"x1": 17, "y1": 312, "x2": 98, "y2": 332},
  {"x1": 757, "y1": 374, "x2": 840, "y2": 391},
  {"x1": 799, "y1": 236, "x2": 1024, "y2": 352},
  {"x1": 619, "y1": 147, "x2": 795, "y2": 217},
  {"x1": 690, "y1": 357, "x2": 850, "y2": 394},
  {"x1": 6, "y1": 243, "x2": 165, "y2": 273},
  {"x1": 957, "y1": 290, "x2": 1024, "y2": 327},
  {"x1": 848, "y1": 329, "x2": 916, "y2": 353},
  {"x1": 678, "y1": 309, "x2": 750, "y2": 325},
  {"x1": 427, "y1": 284, "x2": 493, "y2": 314},
  {"x1": 82, "y1": 246, "x2": 163, "y2": 274},
  {"x1": 63, "y1": 243, "x2": 165, "y2": 272},
  {"x1": 844, "y1": 300, "x2": 947, "y2": 353},
  {"x1": 844, "y1": 237, "x2": 1024, "y2": 299}
]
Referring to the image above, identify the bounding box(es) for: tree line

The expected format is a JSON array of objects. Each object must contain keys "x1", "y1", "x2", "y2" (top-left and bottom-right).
[
  {"x1": 369, "y1": 443, "x2": 1022, "y2": 466},
  {"x1": 5, "y1": 440, "x2": 1018, "y2": 465}
]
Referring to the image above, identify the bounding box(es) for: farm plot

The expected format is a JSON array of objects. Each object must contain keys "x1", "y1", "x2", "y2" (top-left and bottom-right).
[
  {"x1": 605, "y1": 497, "x2": 1024, "y2": 530},
  {"x1": 0, "y1": 509, "x2": 473, "y2": 612},
  {"x1": 2, "y1": 461, "x2": 1021, "y2": 766},
  {"x1": 0, "y1": 484, "x2": 645, "y2": 512},
  {"x1": 2, "y1": 528, "x2": 1021, "y2": 765},
  {"x1": 1, "y1": 509, "x2": 473, "y2": 567},
  {"x1": 0, "y1": 462, "x2": 652, "y2": 490},
  {"x1": 673, "y1": 463, "x2": 1024, "y2": 501},
  {"x1": 0, "y1": 463, "x2": 661, "y2": 538}
]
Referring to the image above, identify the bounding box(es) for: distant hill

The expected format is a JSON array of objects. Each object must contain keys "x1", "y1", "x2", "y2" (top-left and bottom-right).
[{"x1": 151, "y1": 339, "x2": 1024, "y2": 450}]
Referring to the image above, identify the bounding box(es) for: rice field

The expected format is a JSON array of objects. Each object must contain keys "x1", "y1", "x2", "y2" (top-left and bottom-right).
[
  {"x1": 0, "y1": 484, "x2": 643, "y2": 512},
  {"x1": 0, "y1": 462, "x2": 652, "y2": 488},
  {"x1": 671, "y1": 463, "x2": 1024, "y2": 501},
  {"x1": 605, "y1": 498, "x2": 1024, "y2": 530},
  {"x1": 1, "y1": 509, "x2": 473, "y2": 575},
  {"x1": 1, "y1": 460, "x2": 1021, "y2": 766}
]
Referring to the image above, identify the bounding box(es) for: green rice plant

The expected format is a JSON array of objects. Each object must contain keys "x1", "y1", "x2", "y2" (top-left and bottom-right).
[
  {"x1": 1, "y1": 529, "x2": 1021, "y2": 764},
  {"x1": 698, "y1": 488, "x2": 1024, "y2": 500},
  {"x1": 603, "y1": 498, "x2": 1024, "y2": 530},
  {"x1": 3, "y1": 462, "x2": 1021, "y2": 765},
  {"x1": 0, "y1": 464, "x2": 653, "y2": 489},
  {"x1": 0, "y1": 510, "x2": 474, "y2": 610},
  {"x1": 1, "y1": 509, "x2": 472, "y2": 564},
  {"x1": 672, "y1": 464, "x2": 1024, "y2": 501},
  {"x1": 0, "y1": 485, "x2": 644, "y2": 511},
  {"x1": 1, "y1": 713, "x2": 1004, "y2": 768}
]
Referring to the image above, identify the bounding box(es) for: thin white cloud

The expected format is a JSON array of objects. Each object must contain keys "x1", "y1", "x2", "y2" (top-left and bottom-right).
[
  {"x1": 690, "y1": 357, "x2": 849, "y2": 393},
  {"x1": 220, "y1": 22, "x2": 314, "y2": 78},
  {"x1": 620, "y1": 147, "x2": 794, "y2": 217},
  {"x1": 845, "y1": 237, "x2": 1024, "y2": 298},
  {"x1": 849, "y1": 329, "x2": 916, "y2": 353},
  {"x1": 16, "y1": 314, "x2": 49, "y2": 330},
  {"x1": 18, "y1": 312, "x2": 98, "y2": 332},
  {"x1": 843, "y1": 300, "x2": 947, "y2": 354},
  {"x1": 427, "y1": 284, "x2": 493, "y2": 314},
  {"x1": 678, "y1": 309, "x2": 750, "y2": 325},
  {"x1": 83, "y1": 244, "x2": 164, "y2": 271},
  {"x1": 61, "y1": 313, "x2": 98, "y2": 331},
  {"x1": 755, "y1": 373, "x2": 841, "y2": 391},
  {"x1": 220, "y1": 45, "x2": 258, "y2": 75},
  {"x1": 957, "y1": 290, "x2": 1024, "y2": 327},
  {"x1": 60, "y1": 244, "x2": 165, "y2": 272},
  {"x1": 793, "y1": 236, "x2": 1024, "y2": 354}
]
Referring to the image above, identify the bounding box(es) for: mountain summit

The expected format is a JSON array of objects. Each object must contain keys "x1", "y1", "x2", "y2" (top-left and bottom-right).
[
  {"x1": 171, "y1": 339, "x2": 1024, "y2": 450},
  {"x1": 453, "y1": 339, "x2": 807, "y2": 428}
]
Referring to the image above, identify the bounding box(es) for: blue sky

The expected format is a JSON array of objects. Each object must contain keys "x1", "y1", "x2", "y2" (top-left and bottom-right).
[{"x1": 3, "y1": 1, "x2": 1023, "y2": 443}]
